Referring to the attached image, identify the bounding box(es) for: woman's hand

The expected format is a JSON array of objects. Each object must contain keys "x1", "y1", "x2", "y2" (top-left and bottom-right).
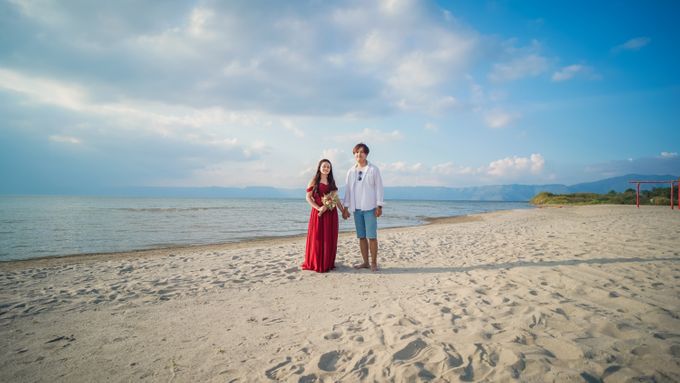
[{"x1": 317, "y1": 205, "x2": 328, "y2": 216}]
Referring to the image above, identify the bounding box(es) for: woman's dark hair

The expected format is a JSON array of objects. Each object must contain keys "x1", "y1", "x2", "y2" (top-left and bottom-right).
[
  {"x1": 353, "y1": 142, "x2": 370, "y2": 155},
  {"x1": 312, "y1": 159, "x2": 338, "y2": 195}
]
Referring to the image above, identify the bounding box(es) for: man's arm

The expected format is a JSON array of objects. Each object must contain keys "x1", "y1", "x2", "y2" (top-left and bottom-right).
[{"x1": 374, "y1": 166, "x2": 384, "y2": 217}]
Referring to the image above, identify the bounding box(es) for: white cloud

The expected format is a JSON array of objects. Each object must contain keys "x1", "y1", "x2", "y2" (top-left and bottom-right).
[
  {"x1": 0, "y1": 67, "x2": 276, "y2": 141},
  {"x1": 552, "y1": 64, "x2": 600, "y2": 82},
  {"x1": 529, "y1": 153, "x2": 545, "y2": 172},
  {"x1": 4, "y1": 1, "x2": 482, "y2": 118},
  {"x1": 299, "y1": 148, "x2": 351, "y2": 184},
  {"x1": 613, "y1": 37, "x2": 651, "y2": 52},
  {"x1": 487, "y1": 153, "x2": 544, "y2": 177},
  {"x1": 242, "y1": 140, "x2": 268, "y2": 157},
  {"x1": 334, "y1": 128, "x2": 404, "y2": 143},
  {"x1": 484, "y1": 109, "x2": 520, "y2": 128},
  {"x1": 424, "y1": 122, "x2": 438, "y2": 131},
  {"x1": 431, "y1": 162, "x2": 455, "y2": 175},
  {"x1": 660, "y1": 151, "x2": 678, "y2": 158},
  {"x1": 434, "y1": 96, "x2": 458, "y2": 111},
  {"x1": 378, "y1": 156, "x2": 548, "y2": 186},
  {"x1": 180, "y1": 159, "x2": 301, "y2": 188},
  {"x1": 378, "y1": 0, "x2": 416, "y2": 15},
  {"x1": 49, "y1": 135, "x2": 82, "y2": 144},
  {"x1": 431, "y1": 162, "x2": 478, "y2": 176},
  {"x1": 488, "y1": 54, "x2": 549, "y2": 82},
  {"x1": 388, "y1": 53, "x2": 440, "y2": 90},
  {"x1": 382, "y1": 161, "x2": 424, "y2": 172},
  {"x1": 357, "y1": 30, "x2": 398, "y2": 64},
  {"x1": 187, "y1": 7, "x2": 216, "y2": 39},
  {"x1": 0, "y1": 67, "x2": 86, "y2": 111},
  {"x1": 281, "y1": 119, "x2": 304, "y2": 138},
  {"x1": 320, "y1": 148, "x2": 350, "y2": 171}
]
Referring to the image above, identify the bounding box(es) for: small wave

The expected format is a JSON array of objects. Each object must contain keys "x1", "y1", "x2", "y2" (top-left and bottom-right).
[{"x1": 114, "y1": 206, "x2": 233, "y2": 212}]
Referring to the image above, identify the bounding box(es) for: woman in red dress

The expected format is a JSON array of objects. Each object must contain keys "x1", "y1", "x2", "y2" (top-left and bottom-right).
[{"x1": 302, "y1": 159, "x2": 346, "y2": 272}]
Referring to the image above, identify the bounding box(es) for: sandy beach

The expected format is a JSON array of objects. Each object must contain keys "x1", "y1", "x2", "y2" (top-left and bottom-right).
[{"x1": 1, "y1": 205, "x2": 678, "y2": 382}]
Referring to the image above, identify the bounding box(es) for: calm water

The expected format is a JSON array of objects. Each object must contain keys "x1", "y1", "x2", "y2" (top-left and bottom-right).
[{"x1": 0, "y1": 196, "x2": 531, "y2": 261}]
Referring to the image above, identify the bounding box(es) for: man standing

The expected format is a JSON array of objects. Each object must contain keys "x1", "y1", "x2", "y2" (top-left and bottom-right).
[{"x1": 342, "y1": 143, "x2": 384, "y2": 272}]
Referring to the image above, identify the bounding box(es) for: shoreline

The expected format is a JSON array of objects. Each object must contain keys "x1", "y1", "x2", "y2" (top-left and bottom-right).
[{"x1": 0, "y1": 209, "x2": 504, "y2": 269}]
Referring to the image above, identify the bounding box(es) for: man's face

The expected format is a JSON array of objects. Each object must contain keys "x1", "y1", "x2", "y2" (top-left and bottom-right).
[{"x1": 354, "y1": 148, "x2": 367, "y2": 163}]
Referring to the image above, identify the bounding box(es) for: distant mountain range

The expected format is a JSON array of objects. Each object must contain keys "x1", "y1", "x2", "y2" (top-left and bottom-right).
[{"x1": 116, "y1": 174, "x2": 678, "y2": 201}]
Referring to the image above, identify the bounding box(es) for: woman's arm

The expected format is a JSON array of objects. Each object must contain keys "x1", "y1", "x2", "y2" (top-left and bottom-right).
[
  {"x1": 306, "y1": 181, "x2": 324, "y2": 212},
  {"x1": 336, "y1": 199, "x2": 346, "y2": 212},
  {"x1": 337, "y1": 194, "x2": 350, "y2": 219}
]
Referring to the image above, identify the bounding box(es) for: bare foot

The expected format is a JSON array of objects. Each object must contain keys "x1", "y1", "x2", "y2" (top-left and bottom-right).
[
  {"x1": 353, "y1": 263, "x2": 370, "y2": 269},
  {"x1": 371, "y1": 264, "x2": 379, "y2": 272}
]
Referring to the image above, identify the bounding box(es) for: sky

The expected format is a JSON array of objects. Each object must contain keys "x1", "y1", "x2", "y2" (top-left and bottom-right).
[{"x1": 1, "y1": 0, "x2": 678, "y2": 194}]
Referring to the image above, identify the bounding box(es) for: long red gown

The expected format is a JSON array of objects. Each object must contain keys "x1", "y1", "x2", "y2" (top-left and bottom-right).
[{"x1": 302, "y1": 183, "x2": 338, "y2": 272}]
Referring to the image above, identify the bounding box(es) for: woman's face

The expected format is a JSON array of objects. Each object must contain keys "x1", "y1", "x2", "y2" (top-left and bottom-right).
[{"x1": 319, "y1": 161, "x2": 332, "y2": 175}]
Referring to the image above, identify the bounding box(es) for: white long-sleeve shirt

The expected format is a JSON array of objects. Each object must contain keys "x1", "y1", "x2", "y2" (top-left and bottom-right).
[{"x1": 343, "y1": 162, "x2": 384, "y2": 212}]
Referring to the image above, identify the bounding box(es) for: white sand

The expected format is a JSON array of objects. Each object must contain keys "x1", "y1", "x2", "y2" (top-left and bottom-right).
[{"x1": 1, "y1": 205, "x2": 679, "y2": 382}]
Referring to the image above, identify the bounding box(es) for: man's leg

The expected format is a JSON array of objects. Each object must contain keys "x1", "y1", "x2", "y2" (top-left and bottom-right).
[
  {"x1": 365, "y1": 209, "x2": 379, "y2": 271},
  {"x1": 353, "y1": 210, "x2": 370, "y2": 268},
  {"x1": 369, "y1": 239, "x2": 378, "y2": 271},
  {"x1": 359, "y1": 238, "x2": 369, "y2": 267}
]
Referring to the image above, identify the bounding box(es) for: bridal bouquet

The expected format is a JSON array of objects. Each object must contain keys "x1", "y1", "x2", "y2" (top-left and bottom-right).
[{"x1": 319, "y1": 191, "x2": 340, "y2": 216}]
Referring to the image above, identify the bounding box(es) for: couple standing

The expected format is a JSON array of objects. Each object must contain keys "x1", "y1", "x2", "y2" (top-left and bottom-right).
[{"x1": 302, "y1": 143, "x2": 384, "y2": 273}]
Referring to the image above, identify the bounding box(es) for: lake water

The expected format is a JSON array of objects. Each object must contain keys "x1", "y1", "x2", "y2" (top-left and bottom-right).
[{"x1": 0, "y1": 196, "x2": 531, "y2": 261}]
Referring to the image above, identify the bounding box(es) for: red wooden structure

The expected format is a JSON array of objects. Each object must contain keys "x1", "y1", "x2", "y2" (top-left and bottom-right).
[{"x1": 628, "y1": 179, "x2": 680, "y2": 209}]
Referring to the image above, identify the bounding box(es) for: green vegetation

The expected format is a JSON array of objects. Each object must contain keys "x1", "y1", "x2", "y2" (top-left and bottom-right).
[{"x1": 530, "y1": 187, "x2": 675, "y2": 206}]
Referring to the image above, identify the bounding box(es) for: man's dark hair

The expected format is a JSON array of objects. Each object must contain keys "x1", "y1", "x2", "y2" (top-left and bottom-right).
[{"x1": 353, "y1": 143, "x2": 370, "y2": 155}]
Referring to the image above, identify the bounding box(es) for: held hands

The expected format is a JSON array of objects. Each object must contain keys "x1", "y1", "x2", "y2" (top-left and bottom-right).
[
  {"x1": 375, "y1": 206, "x2": 382, "y2": 218},
  {"x1": 342, "y1": 208, "x2": 350, "y2": 220}
]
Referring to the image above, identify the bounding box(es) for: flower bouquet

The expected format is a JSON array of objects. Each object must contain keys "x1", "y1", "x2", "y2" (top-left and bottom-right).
[{"x1": 319, "y1": 191, "x2": 340, "y2": 216}]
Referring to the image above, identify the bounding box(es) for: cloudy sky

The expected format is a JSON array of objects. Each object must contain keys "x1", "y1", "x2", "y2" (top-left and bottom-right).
[{"x1": 1, "y1": 0, "x2": 678, "y2": 193}]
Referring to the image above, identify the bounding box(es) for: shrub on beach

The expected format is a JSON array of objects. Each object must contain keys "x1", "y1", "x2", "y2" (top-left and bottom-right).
[{"x1": 530, "y1": 187, "x2": 674, "y2": 206}]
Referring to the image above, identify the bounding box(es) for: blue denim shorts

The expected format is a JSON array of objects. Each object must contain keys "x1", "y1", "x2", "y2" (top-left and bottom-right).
[{"x1": 353, "y1": 209, "x2": 378, "y2": 239}]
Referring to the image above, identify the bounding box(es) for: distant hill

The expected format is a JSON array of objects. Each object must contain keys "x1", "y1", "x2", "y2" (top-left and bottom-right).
[
  {"x1": 567, "y1": 174, "x2": 678, "y2": 194},
  {"x1": 106, "y1": 173, "x2": 678, "y2": 201},
  {"x1": 372, "y1": 174, "x2": 676, "y2": 201},
  {"x1": 384, "y1": 184, "x2": 569, "y2": 201}
]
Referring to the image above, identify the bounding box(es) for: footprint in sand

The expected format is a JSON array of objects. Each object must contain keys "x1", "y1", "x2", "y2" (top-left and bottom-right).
[
  {"x1": 348, "y1": 350, "x2": 374, "y2": 379},
  {"x1": 667, "y1": 344, "x2": 680, "y2": 358},
  {"x1": 459, "y1": 356, "x2": 475, "y2": 382},
  {"x1": 510, "y1": 352, "x2": 526, "y2": 378},
  {"x1": 323, "y1": 331, "x2": 342, "y2": 340},
  {"x1": 318, "y1": 350, "x2": 342, "y2": 371},
  {"x1": 264, "y1": 357, "x2": 304, "y2": 380},
  {"x1": 553, "y1": 307, "x2": 569, "y2": 320},
  {"x1": 393, "y1": 338, "x2": 427, "y2": 361},
  {"x1": 298, "y1": 374, "x2": 317, "y2": 383}
]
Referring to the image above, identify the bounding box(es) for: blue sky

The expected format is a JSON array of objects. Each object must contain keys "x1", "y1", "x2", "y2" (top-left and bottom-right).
[{"x1": 1, "y1": 0, "x2": 678, "y2": 193}]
